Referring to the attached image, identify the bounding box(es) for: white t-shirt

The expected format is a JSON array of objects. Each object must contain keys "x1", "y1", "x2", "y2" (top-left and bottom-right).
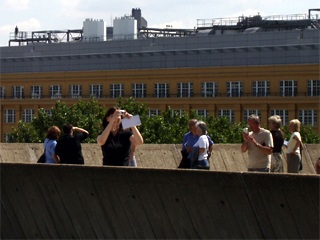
[
  {"x1": 286, "y1": 132, "x2": 301, "y2": 154},
  {"x1": 193, "y1": 135, "x2": 209, "y2": 161},
  {"x1": 247, "y1": 128, "x2": 273, "y2": 169}
]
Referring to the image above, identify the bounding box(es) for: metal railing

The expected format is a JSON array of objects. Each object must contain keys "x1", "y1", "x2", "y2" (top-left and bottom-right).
[
  {"x1": 0, "y1": 92, "x2": 315, "y2": 100},
  {"x1": 197, "y1": 13, "x2": 319, "y2": 28}
]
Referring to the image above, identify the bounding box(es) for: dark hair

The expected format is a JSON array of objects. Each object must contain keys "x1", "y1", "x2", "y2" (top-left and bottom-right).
[
  {"x1": 63, "y1": 123, "x2": 73, "y2": 135},
  {"x1": 46, "y1": 126, "x2": 61, "y2": 140},
  {"x1": 102, "y1": 107, "x2": 123, "y2": 130}
]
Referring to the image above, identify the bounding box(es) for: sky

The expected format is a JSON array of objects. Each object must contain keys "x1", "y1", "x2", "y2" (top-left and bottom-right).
[{"x1": 0, "y1": 0, "x2": 319, "y2": 47}]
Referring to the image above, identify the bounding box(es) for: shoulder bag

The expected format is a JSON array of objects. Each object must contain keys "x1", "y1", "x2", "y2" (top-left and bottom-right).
[{"x1": 37, "y1": 140, "x2": 50, "y2": 163}]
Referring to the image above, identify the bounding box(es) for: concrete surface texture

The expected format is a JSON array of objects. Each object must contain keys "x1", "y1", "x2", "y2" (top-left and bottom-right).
[
  {"x1": 1, "y1": 163, "x2": 319, "y2": 239},
  {"x1": 0, "y1": 143, "x2": 319, "y2": 174}
]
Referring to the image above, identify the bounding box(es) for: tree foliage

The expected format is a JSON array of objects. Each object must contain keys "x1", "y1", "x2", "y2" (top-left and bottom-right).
[
  {"x1": 8, "y1": 96, "x2": 106, "y2": 143},
  {"x1": 7, "y1": 97, "x2": 320, "y2": 144}
]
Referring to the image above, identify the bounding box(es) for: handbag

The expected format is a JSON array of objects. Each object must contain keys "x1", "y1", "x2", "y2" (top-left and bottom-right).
[
  {"x1": 178, "y1": 149, "x2": 190, "y2": 168},
  {"x1": 299, "y1": 143, "x2": 303, "y2": 171},
  {"x1": 37, "y1": 140, "x2": 50, "y2": 163},
  {"x1": 37, "y1": 153, "x2": 46, "y2": 163}
]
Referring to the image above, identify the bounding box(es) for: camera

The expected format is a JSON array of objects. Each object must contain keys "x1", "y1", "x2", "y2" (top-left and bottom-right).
[
  {"x1": 119, "y1": 110, "x2": 126, "y2": 115},
  {"x1": 243, "y1": 128, "x2": 248, "y2": 134}
]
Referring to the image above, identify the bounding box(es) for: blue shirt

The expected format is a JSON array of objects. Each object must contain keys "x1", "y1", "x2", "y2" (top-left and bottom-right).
[
  {"x1": 182, "y1": 132, "x2": 214, "y2": 158},
  {"x1": 44, "y1": 138, "x2": 58, "y2": 164}
]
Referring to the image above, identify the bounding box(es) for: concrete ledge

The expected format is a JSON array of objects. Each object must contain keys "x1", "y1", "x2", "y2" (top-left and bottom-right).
[
  {"x1": 1, "y1": 163, "x2": 319, "y2": 239},
  {"x1": 0, "y1": 143, "x2": 319, "y2": 174}
]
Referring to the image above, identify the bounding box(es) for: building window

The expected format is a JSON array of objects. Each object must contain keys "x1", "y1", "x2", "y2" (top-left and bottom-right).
[
  {"x1": 218, "y1": 109, "x2": 235, "y2": 124},
  {"x1": 202, "y1": 82, "x2": 218, "y2": 97},
  {"x1": 0, "y1": 86, "x2": 6, "y2": 99},
  {"x1": 178, "y1": 83, "x2": 193, "y2": 97},
  {"x1": 227, "y1": 81, "x2": 243, "y2": 97},
  {"x1": 4, "y1": 133, "x2": 9, "y2": 142},
  {"x1": 154, "y1": 83, "x2": 169, "y2": 98},
  {"x1": 12, "y1": 86, "x2": 24, "y2": 99},
  {"x1": 196, "y1": 110, "x2": 209, "y2": 118},
  {"x1": 43, "y1": 109, "x2": 52, "y2": 116},
  {"x1": 69, "y1": 85, "x2": 82, "y2": 98},
  {"x1": 244, "y1": 110, "x2": 261, "y2": 121},
  {"x1": 30, "y1": 86, "x2": 42, "y2": 99},
  {"x1": 110, "y1": 84, "x2": 124, "y2": 98},
  {"x1": 307, "y1": 80, "x2": 320, "y2": 96},
  {"x1": 50, "y1": 85, "x2": 62, "y2": 99},
  {"x1": 270, "y1": 109, "x2": 288, "y2": 125},
  {"x1": 22, "y1": 109, "x2": 35, "y2": 123},
  {"x1": 172, "y1": 109, "x2": 182, "y2": 117},
  {"x1": 253, "y1": 81, "x2": 270, "y2": 97},
  {"x1": 280, "y1": 80, "x2": 297, "y2": 97},
  {"x1": 89, "y1": 84, "x2": 103, "y2": 98},
  {"x1": 4, "y1": 109, "x2": 15, "y2": 123},
  {"x1": 132, "y1": 83, "x2": 146, "y2": 98},
  {"x1": 299, "y1": 110, "x2": 317, "y2": 126},
  {"x1": 148, "y1": 110, "x2": 160, "y2": 117}
]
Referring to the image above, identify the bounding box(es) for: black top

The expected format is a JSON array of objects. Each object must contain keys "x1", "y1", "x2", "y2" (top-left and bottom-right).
[
  {"x1": 55, "y1": 133, "x2": 88, "y2": 164},
  {"x1": 270, "y1": 129, "x2": 284, "y2": 153},
  {"x1": 101, "y1": 130, "x2": 132, "y2": 166}
]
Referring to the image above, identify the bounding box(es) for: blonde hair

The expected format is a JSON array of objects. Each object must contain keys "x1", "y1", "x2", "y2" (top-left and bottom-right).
[
  {"x1": 289, "y1": 119, "x2": 301, "y2": 132},
  {"x1": 268, "y1": 115, "x2": 282, "y2": 129}
]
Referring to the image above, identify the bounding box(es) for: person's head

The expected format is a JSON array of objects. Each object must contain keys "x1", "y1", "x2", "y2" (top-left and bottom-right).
[
  {"x1": 247, "y1": 114, "x2": 261, "y2": 133},
  {"x1": 268, "y1": 115, "x2": 282, "y2": 130},
  {"x1": 63, "y1": 123, "x2": 73, "y2": 136},
  {"x1": 102, "y1": 106, "x2": 123, "y2": 130},
  {"x1": 195, "y1": 121, "x2": 207, "y2": 136},
  {"x1": 289, "y1": 119, "x2": 301, "y2": 133},
  {"x1": 189, "y1": 119, "x2": 197, "y2": 135},
  {"x1": 46, "y1": 126, "x2": 61, "y2": 140}
]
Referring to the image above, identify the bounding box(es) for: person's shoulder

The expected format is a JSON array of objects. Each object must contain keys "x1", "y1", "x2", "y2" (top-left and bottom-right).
[
  {"x1": 293, "y1": 131, "x2": 301, "y2": 137},
  {"x1": 199, "y1": 135, "x2": 208, "y2": 142},
  {"x1": 49, "y1": 139, "x2": 57, "y2": 145},
  {"x1": 260, "y1": 128, "x2": 271, "y2": 134},
  {"x1": 183, "y1": 132, "x2": 191, "y2": 137}
]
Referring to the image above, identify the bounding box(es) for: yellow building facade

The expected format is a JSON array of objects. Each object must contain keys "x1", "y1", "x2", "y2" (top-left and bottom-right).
[{"x1": 1, "y1": 64, "x2": 319, "y2": 141}]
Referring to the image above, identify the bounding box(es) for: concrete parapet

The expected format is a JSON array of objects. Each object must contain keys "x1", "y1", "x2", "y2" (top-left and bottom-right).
[
  {"x1": 0, "y1": 143, "x2": 319, "y2": 174},
  {"x1": 1, "y1": 163, "x2": 319, "y2": 239}
]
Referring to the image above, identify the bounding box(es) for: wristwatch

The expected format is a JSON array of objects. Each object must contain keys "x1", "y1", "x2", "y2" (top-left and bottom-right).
[{"x1": 256, "y1": 142, "x2": 259, "y2": 147}]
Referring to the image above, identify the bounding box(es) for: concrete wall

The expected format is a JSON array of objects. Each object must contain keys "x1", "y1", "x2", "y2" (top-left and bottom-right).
[
  {"x1": 0, "y1": 143, "x2": 319, "y2": 174},
  {"x1": 1, "y1": 163, "x2": 319, "y2": 239}
]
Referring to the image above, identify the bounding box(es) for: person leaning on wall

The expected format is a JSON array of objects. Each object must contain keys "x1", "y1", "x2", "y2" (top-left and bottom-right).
[
  {"x1": 179, "y1": 119, "x2": 214, "y2": 169},
  {"x1": 241, "y1": 114, "x2": 274, "y2": 172},
  {"x1": 268, "y1": 115, "x2": 285, "y2": 173},
  {"x1": 55, "y1": 123, "x2": 89, "y2": 165},
  {"x1": 191, "y1": 121, "x2": 210, "y2": 169},
  {"x1": 44, "y1": 126, "x2": 61, "y2": 164},
  {"x1": 285, "y1": 119, "x2": 303, "y2": 173},
  {"x1": 97, "y1": 107, "x2": 143, "y2": 166}
]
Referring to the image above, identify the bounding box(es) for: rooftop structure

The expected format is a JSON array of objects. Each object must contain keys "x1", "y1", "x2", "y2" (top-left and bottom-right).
[{"x1": 7, "y1": 9, "x2": 320, "y2": 46}]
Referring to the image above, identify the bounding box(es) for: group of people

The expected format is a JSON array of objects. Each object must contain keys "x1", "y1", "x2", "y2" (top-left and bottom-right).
[
  {"x1": 241, "y1": 114, "x2": 304, "y2": 174},
  {"x1": 43, "y1": 124, "x2": 89, "y2": 164},
  {"x1": 42, "y1": 108, "x2": 316, "y2": 174},
  {"x1": 42, "y1": 107, "x2": 143, "y2": 167},
  {"x1": 179, "y1": 119, "x2": 214, "y2": 169}
]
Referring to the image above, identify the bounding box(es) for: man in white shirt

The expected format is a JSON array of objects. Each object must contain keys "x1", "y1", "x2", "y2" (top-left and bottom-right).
[{"x1": 241, "y1": 115, "x2": 274, "y2": 172}]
